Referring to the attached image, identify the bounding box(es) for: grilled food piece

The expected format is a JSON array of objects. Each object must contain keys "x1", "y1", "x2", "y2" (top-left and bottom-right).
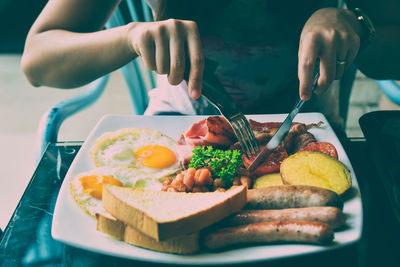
[
  {"x1": 246, "y1": 185, "x2": 343, "y2": 210},
  {"x1": 224, "y1": 207, "x2": 345, "y2": 229},
  {"x1": 204, "y1": 221, "x2": 334, "y2": 250}
]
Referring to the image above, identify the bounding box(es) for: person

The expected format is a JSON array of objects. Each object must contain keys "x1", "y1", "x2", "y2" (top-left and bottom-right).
[{"x1": 20, "y1": 0, "x2": 400, "y2": 134}]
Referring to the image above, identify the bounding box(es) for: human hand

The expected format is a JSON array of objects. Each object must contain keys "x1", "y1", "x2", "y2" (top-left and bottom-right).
[
  {"x1": 298, "y1": 8, "x2": 362, "y2": 100},
  {"x1": 127, "y1": 19, "x2": 204, "y2": 99}
]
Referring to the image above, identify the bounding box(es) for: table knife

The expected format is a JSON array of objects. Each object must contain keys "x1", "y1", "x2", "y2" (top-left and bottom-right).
[{"x1": 247, "y1": 71, "x2": 320, "y2": 172}]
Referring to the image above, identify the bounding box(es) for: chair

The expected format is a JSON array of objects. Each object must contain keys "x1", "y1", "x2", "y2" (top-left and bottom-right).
[
  {"x1": 376, "y1": 80, "x2": 400, "y2": 106},
  {"x1": 35, "y1": 0, "x2": 155, "y2": 162}
]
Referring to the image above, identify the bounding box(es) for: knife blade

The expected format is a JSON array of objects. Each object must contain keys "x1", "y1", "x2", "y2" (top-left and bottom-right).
[{"x1": 247, "y1": 70, "x2": 320, "y2": 172}]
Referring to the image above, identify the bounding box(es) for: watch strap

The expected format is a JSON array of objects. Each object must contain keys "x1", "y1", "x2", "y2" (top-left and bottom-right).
[{"x1": 349, "y1": 7, "x2": 376, "y2": 46}]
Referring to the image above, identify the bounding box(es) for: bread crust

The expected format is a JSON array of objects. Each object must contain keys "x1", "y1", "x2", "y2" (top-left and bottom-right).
[
  {"x1": 96, "y1": 212, "x2": 125, "y2": 240},
  {"x1": 102, "y1": 184, "x2": 247, "y2": 241},
  {"x1": 96, "y1": 212, "x2": 200, "y2": 254},
  {"x1": 124, "y1": 225, "x2": 199, "y2": 254}
]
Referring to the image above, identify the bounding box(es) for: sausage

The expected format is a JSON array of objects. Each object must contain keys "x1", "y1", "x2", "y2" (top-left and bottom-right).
[
  {"x1": 298, "y1": 141, "x2": 338, "y2": 159},
  {"x1": 293, "y1": 132, "x2": 317, "y2": 152},
  {"x1": 203, "y1": 221, "x2": 334, "y2": 250},
  {"x1": 281, "y1": 123, "x2": 309, "y2": 153},
  {"x1": 224, "y1": 207, "x2": 345, "y2": 229},
  {"x1": 246, "y1": 185, "x2": 344, "y2": 210}
]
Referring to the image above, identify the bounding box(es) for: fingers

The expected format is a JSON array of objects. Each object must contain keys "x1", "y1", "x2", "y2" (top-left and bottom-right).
[
  {"x1": 298, "y1": 8, "x2": 363, "y2": 100},
  {"x1": 137, "y1": 27, "x2": 156, "y2": 71},
  {"x1": 298, "y1": 33, "x2": 319, "y2": 101},
  {"x1": 299, "y1": 31, "x2": 360, "y2": 99},
  {"x1": 131, "y1": 19, "x2": 203, "y2": 99},
  {"x1": 317, "y1": 34, "x2": 336, "y2": 95},
  {"x1": 168, "y1": 23, "x2": 185, "y2": 85},
  {"x1": 341, "y1": 32, "x2": 360, "y2": 72},
  {"x1": 184, "y1": 21, "x2": 204, "y2": 99},
  {"x1": 155, "y1": 25, "x2": 169, "y2": 75},
  {"x1": 167, "y1": 20, "x2": 204, "y2": 98},
  {"x1": 334, "y1": 31, "x2": 360, "y2": 80},
  {"x1": 334, "y1": 49, "x2": 347, "y2": 80}
]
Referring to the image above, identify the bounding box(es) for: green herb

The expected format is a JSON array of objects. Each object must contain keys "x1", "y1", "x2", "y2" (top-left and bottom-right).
[{"x1": 189, "y1": 146, "x2": 243, "y2": 186}]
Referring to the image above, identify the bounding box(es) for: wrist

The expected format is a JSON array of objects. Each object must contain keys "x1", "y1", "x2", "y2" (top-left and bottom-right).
[{"x1": 125, "y1": 22, "x2": 142, "y2": 58}]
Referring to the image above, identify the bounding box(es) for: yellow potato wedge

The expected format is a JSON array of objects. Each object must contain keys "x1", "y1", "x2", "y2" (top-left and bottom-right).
[
  {"x1": 280, "y1": 151, "x2": 351, "y2": 195},
  {"x1": 253, "y1": 173, "x2": 284, "y2": 189}
]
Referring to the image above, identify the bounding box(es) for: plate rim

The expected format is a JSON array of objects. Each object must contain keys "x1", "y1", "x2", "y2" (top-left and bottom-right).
[{"x1": 52, "y1": 112, "x2": 363, "y2": 264}]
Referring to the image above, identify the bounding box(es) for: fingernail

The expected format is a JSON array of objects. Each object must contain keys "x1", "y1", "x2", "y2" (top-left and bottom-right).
[
  {"x1": 190, "y1": 89, "x2": 200, "y2": 99},
  {"x1": 189, "y1": 80, "x2": 202, "y2": 99},
  {"x1": 301, "y1": 93, "x2": 310, "y2": 100}
]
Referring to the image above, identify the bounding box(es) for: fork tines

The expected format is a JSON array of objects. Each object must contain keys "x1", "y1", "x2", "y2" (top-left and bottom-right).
[{"x1": 230, "y1": 113, "x2": 259, "y2": 159}]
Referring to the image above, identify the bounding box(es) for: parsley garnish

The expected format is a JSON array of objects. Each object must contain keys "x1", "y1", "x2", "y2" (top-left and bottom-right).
[{"x1": 189, "y1": 146, "x2": 243, "y2": 186}]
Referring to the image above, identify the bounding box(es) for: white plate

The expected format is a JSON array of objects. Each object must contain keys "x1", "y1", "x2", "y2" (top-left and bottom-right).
[{"x1": 52, "y1": 113, "x2": 362, "y2": 265}]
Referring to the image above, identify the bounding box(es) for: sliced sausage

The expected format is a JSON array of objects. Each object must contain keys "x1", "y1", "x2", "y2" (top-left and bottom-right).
[{"x1": 298, "y1": 142, "x2": 338, "y2": 159}]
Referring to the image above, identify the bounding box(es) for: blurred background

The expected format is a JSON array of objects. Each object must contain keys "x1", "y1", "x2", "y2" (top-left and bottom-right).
[
  {"x1": 0, "y1": 1, "x2": 399, "y2": 230},
  {"x1": 0, "y1": 0, "x2": 134, "y2": 230}
]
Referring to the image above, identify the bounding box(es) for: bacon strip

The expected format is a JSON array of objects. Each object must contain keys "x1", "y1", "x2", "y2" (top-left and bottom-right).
[
  {"x1": 185, "y1": 116, "x2": 235, "y2": 146},
  {"x1": 176, "y1": 116, "x2": 236, "y2": 166}
]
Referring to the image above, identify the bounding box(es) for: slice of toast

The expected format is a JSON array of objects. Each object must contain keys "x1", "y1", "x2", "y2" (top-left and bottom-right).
[
  {"x1": 95, "y1": 212, "x2": 125, "y2": 240},
  {"x1": 102, "y1": 184, "x2": 247, "y2": 241},
  {"x1": 124, "y1": 225, "x2": 199, "y2": 254},
  {"x1": 96, "y1": 212, "x2": 199, "y2": 254}
]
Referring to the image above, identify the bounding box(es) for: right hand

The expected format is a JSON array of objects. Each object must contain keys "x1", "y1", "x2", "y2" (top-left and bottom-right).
[{"x1": 127, "y1": 19, "x2": 204, "y2": 99}]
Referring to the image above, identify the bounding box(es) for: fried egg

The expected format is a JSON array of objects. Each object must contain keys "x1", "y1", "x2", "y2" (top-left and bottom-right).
[
  {"x1": 70, "y1": 166, "x2": 163, "y2": 216},
  {"x1": 90, "y1": 128, "x2": 180, "y2": 179}
]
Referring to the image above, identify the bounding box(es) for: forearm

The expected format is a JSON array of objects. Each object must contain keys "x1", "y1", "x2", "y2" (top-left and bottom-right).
[
  {"x1": 21, "y1": 23, "x2": 138, "y2": 88},
  {"x1": 355, "y1": 25, "x2": 400, "y2": 80}
]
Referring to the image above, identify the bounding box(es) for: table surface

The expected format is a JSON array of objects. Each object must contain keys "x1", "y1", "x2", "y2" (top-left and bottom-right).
[{"x1": 0, "y1": 139, "x2": 399, "y2": 267}]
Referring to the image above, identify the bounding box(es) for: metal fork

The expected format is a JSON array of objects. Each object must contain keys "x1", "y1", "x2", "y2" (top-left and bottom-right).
[{"x1": 200, "y1": 60, "x2": 259, "y2": 158}]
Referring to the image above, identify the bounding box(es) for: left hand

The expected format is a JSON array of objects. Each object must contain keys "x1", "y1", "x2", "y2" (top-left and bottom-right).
[{"x1": 298, "y1": 8, "x2": 362, "y2": 100}]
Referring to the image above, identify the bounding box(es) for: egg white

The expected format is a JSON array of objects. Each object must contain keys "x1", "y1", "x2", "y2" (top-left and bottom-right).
[
  {"x1": 70, "y1": 166, "x2": 163, "y2": 216},
  {"x1": 90, "y1": 128, "x2": 181, "y2": 179}
]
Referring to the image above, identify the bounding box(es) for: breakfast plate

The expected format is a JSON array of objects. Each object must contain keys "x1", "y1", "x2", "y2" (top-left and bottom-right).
[{"x1": 52, "y1": 113, "x2": 362, "y2": 265}]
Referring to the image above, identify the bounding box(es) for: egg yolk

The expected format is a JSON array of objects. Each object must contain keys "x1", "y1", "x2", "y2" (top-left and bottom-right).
[
  {"x1": 135, "y1": 145, "x2": 176, "y2": 169},
  {"x1": 79, "y1": 175, "x2": 123, "y2": 199}
]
